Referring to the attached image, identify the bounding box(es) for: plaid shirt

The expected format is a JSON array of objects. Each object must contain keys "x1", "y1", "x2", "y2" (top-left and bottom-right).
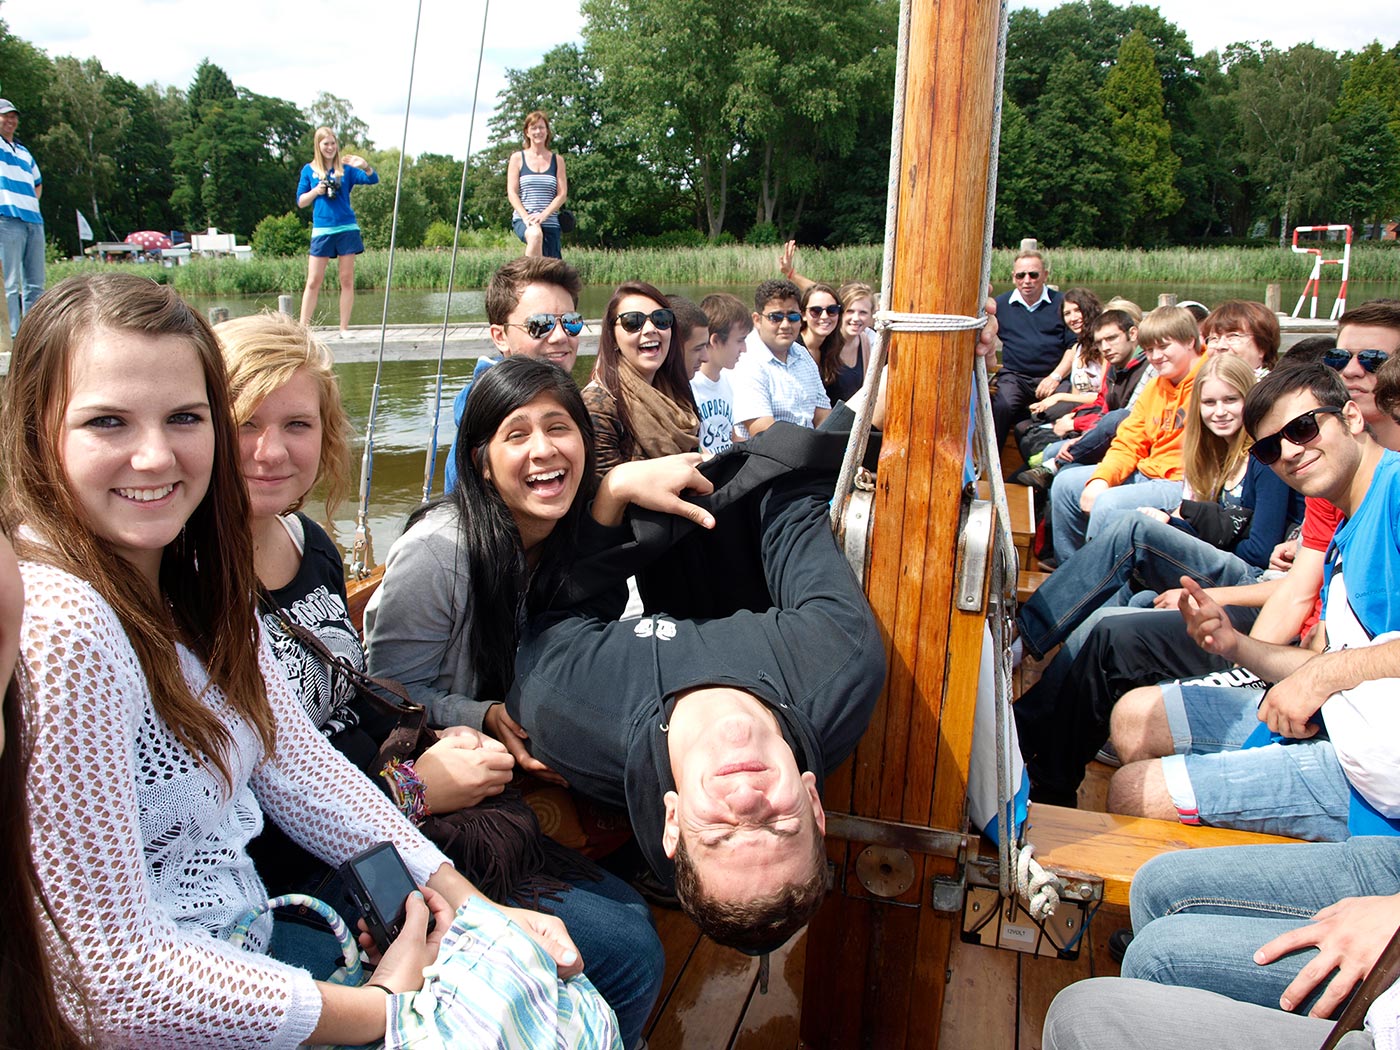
[{"x1": 731, "y1": 335, "x2": 831, "y2": 438}]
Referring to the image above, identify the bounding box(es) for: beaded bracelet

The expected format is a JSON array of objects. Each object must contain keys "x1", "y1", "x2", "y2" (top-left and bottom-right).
[{"x1": 380, "y1": 757, "x2": 430, "y2": 826}]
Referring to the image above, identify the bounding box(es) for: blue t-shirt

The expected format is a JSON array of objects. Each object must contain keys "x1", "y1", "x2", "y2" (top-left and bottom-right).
[
  {"x1": 1323, "y1": 449, "x2": 1400, "y2": 636},
  {"x1": 297, "y1": 163, "x2": 378, "y2": 234},
  {"x1": 442, "y1": 355, "x2": 500, "y2": 493}
]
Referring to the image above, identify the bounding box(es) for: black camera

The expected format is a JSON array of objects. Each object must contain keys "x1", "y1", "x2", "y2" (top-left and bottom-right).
[{"x1": 321, "y1": 174, "x2": 339, "y2": 200}]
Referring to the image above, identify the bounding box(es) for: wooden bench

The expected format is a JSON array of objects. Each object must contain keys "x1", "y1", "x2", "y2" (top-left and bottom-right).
[
  {"x1": 1017, "y1": 569, "x2": 1050, "y2": 603},
  {"x1": 1028, "y1": 803, "x2": 1302, "y2": 908},
  {"x1": 977, "y1": 480, "x2": 1037, "y2": 570}
]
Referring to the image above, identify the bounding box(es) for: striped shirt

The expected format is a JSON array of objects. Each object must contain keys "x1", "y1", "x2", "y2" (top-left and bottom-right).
[
  {"x1": 0, "y1": 136, "x2": 42, "y2": 224},
  {"x1": 731, "y1": 334, "x2": 831, "y2": 436},
  {"x1": 517, "y1": 151, "x2": 560, "y2": 228}
]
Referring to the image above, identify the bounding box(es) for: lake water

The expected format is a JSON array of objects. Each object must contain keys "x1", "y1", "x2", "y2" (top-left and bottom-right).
[{"x1": 289, "y1": 278, "x2": 1399, "y2": 568}]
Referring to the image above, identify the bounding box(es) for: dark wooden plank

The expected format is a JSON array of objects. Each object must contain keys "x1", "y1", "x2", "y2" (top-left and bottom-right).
[
  {"x1": 647, "y1": 906, "x2": 704, "y2": 1030},
  {"x1": 647, "y1": 935, "x2": 758, "y2": 1050},
  {"x1": 730, "y1": 932, "x2": 805, "y2": 1050},
  {"x1": 940, "y1": 938, "x2": 1020, "y2": 1049}
]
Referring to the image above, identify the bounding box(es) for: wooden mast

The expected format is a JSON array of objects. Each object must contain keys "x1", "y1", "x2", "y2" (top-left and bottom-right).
[{"x1": 799, "y1": 0, "x2": 1004, "y2": 1045}]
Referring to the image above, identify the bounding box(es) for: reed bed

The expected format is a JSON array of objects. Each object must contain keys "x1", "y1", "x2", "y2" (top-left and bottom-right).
[{"x1": 48, "y1": 242, "x2": 1397, "y2": 296}]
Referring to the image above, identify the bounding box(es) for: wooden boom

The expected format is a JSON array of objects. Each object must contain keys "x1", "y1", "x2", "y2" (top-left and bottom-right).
[{"x1": 799, "y1": 1, "x2": 1004, "y2": 1046}]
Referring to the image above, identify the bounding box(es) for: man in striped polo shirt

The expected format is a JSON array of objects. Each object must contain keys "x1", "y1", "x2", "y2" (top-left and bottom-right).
[{"x1": 0, "y1": 99, "x2": 43, "y2": 337}]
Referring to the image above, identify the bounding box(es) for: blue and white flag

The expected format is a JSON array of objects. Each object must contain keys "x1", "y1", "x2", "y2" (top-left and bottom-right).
[{"x1": 76, "y1": 210, "x2": 93, "y2": 242}]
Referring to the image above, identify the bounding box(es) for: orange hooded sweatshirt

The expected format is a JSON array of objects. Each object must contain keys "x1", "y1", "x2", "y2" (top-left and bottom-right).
[{"x1": 1090, "y1": 353, "x2": 1205, "y2": 487}]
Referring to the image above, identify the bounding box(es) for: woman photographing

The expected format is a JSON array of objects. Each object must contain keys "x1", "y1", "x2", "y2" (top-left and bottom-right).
[{"x1": 297, "y1": 126, "x2": 377, "y2": 338}]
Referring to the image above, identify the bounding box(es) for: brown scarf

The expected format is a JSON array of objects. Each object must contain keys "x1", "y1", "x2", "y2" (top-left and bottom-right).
[{"x1": 616, "y1": 361, "x2": 699, "y2": 459}]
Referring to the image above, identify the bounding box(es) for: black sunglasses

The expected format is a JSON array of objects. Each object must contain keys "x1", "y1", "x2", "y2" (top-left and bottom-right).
[
  {"x1": 1323, "y1": 348, "x2": 1390, "y2": 374},
  {"x1": 765, "y1": 310, "x2": 803, "y2": 324},
  {"x1": 615, "y1": 308, "x2": 675, "y2": 333},
  {"x1": 506, "y1": 312, "x2": 584, "y2": 340},
  {"x1": 1014, "y1": 270, "x2": 1041, "y2": 280},
  {"x1": 1250, "y1": 406, "x2": 1345, "y2": 465},
  {"x1": 806, "y1": 304, "x2": 843, "y2": 318}
]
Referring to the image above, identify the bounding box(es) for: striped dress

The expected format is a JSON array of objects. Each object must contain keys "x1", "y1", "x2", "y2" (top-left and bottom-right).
[{"x1": 517, "y1": 151, "x2": 560, "y2": 228}]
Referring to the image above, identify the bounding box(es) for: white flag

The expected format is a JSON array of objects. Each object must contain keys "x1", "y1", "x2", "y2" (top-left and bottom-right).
[{"x1": 76, "y1": 210, "x2": 94, "y2": 242}]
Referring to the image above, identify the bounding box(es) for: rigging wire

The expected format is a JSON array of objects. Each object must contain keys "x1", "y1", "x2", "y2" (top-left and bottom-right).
[
  {"x1": 421, "y1": 0, "x2": 493, "y2": 503},
  {"x1": 351, "y1": 0, "x2": 425, "y2": 578}
]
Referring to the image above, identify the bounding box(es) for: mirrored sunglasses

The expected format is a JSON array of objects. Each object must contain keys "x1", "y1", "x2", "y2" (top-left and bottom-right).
[
  {"x1": 615, "y1": 308, "x2": 675, "y2": 333},
  {"x1": 1249, "y1": 405, "x2": 1344, "y2": 466},
  {"x1": 1322, "y1": 348, "x2": 1389, "y2": 374},
  {"x1": 508, "y1": 312, "x2": 585, "y2": 340},
  {"x1": 765, "y1": 310, "x2": 803, "y2": 324}
]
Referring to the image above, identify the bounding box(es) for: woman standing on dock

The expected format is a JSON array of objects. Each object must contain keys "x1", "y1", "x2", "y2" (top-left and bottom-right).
[
  {"x1": 297, "y1": 127, "x2": 377, "y2": 338},
  {"x1": 507, "y1": 110, "x2": 568, "y2": 259}
]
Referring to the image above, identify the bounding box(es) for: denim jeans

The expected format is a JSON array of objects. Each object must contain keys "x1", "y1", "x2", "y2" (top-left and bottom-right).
[
  {"x1": 1048, "y1": 466, "x2": 1183, "y2": 564},
  {"x1": 514, "y1": 869, "x2": 664, "y2": 1050},
  {"x1": 1019, "y1": 513, "x2": 1258, "y2": 660},
  {"x1": 1124, "y1": 838, "x2": 1400, "y2": 1013},
  {"x1": 0, "y1": 215, "x2": 45, "y2": 336},
  {"x1": 1044, "y1": 978, "x2": 1369, "y2": 1050}
]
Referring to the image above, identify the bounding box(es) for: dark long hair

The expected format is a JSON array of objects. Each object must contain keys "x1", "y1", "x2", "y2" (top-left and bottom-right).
[
  {"x1": 0, "y1": 273, "x2": 272, "y2": 789},
  {"x1": 590, "y1": 280, "x2": 698, "y2": 443},
  {"x1": 802, "y1": 283, "x2": 845, "y2": 387},
  {"x1": 1062, "y1": 287, "x2": 1104, "y2": 369},
  {"x1": 2, "y1": 615, "x2": 89, "y2": 1048},
  {"x1": 409, "y1": 357, "x2": 597, "y2": 704}
]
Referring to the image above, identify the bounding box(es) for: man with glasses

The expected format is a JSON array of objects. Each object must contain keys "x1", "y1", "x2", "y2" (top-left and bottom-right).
[
  {"x1": 732, "y1": 278, "x2": 831, "y2": 437},
  {"x1": 991, "y1": 249, "x2": 1076, "y2": 450},
  {"x1": 443, "y1": 256, "x2": 584, "y2": 492},
  {"x1": 1109, "y1": 349, "x2": 1400, "y2": 840}
]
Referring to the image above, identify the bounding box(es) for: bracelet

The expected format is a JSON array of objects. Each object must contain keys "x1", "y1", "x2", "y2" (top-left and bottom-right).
[
  {"x1": 367, "y1": 982, "x2": 394, "y2": 995},
  {"x1": 380, "y1": 757, "x2": 430, "y2": 825}
]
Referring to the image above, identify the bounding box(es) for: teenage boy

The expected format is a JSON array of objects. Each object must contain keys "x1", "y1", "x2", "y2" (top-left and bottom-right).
[
  {"x1": 443, "y1": 256, "x2": 583, "y2": 492},
  {"x1": 1048, "y1": 306, "x2": 1203, "y2": 564},
  {"x1": 1018, "y1": 309, "x2": 1150, "y2": 488},
  {"x1": 1109, "y1": 361, "x2": 1400, "y2": 840},
  {"x1": 991, "y1": 249, "x2": 1076, "y2": 449},
  {"x1": 693, "y1": 293, "x2": 751, "y2": 456},
  {"x1": 667, "y1": 294, "x2": 711, "y2": 380},
  {"x1": 731, "y1": 278, "x2": 830, "y2": 437}
]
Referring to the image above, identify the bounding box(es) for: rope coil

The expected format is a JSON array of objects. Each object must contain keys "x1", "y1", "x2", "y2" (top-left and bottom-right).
[
  {"x1": 873, "y1": 310, "x2": 990, "y2": 333},
  {"x1": 1014, "y1": 843, "x2": 1061, "y2": 922}
]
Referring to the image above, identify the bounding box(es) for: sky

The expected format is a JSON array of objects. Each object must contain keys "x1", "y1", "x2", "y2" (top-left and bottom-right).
[{"x1": 2, "y1": 0, "x2": 1397, "y2": 160}]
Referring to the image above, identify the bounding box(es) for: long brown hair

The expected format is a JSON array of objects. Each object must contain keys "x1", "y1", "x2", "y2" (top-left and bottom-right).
[
  {"x1": 0, "y1": 273, "x2": 274, "y2": 789},
  {"x1": 590, "y1": 280, "x2": 699, "y2": 444},
  {"x1": 1184, "y1": 353, "x2": 1256, "y2": 502},
  {"x1": 801, "y1": 283, "x2": 844, "y2": 387}
]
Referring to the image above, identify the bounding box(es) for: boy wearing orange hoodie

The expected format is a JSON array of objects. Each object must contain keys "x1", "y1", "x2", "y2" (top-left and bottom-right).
[{"x1": 1048, "y1": 306, "x2": 1203, "y2": 565}]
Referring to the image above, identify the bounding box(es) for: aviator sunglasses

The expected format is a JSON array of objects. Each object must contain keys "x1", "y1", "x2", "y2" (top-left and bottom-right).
[
  {"x1": 615, "y1": 308, "x2": 675, "y2": 333},
  {"x1": 1249, "y1": 405, "x2": 1345, "y2": 465},
  {"x1": 807, "y1": 304, "x2": 843, "y2": 318},
  {"x1": 506, "y1": 312, "x2": 585, "y2": 339},
  {"x1": 1014, "y1": 270, "x2": 1041, "y2": 280},
  {"x1": 765, "y1": 310, "x2": 804, "y2": 324},
  {"x1": 1323, "y1": 347, "x2": 1390, "y2": 374}
]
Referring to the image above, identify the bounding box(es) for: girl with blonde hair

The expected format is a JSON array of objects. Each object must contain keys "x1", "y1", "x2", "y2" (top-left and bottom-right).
[{"x1": 297, "y1": 126, "x2": 378, "y2": 337}]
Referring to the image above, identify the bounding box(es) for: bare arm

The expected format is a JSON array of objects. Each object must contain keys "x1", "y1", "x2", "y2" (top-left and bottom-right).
[
  {"x1": 1035, "y1": 346, "x2": 1078, "y2": 398},
  {"x1": 744, "y1": 415, "x2": 778, "y2": 436},
  {"x1": 1177, "y1": 577, "x2": 1315, "y2": 683},
  {"x1": 777, "y1": 240, "x2": 815, "y2": 294}
]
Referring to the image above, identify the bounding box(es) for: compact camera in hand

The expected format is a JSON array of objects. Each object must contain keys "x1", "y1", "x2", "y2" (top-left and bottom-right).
[
  {"x1": 338, "y1": 841, "x2": 433, "y2": 953},
  {"x1": 321, "y1": 174, "x2": 339, "y2": 200}
]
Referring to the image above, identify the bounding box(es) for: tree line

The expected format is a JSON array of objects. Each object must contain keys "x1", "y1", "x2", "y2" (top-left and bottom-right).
[{"x1": 2, "y1": 0, "x2": 1396, "y2": 257}]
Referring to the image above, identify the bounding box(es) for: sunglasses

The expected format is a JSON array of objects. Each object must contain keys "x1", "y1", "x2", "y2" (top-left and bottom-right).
[
  {"x1": 1249, "y1": 405, "x2": 1344, "y2": 465},
  {"x1": 807, "y1": 304, "x2": 843, "y2": 318},
  {"x1": 615, "y1": 308, "x2": 675, "y2": 333},
  {"x1": 1323, "y1": 348, "x2": 1390, "y2": 374},
  {"x1": 764, "y1": 311, "x2": 803, "y2": 325},
  {"x1": 1014, "y1": 270, "x2": 1041, "y2": 280},
  {"x1": 506, "y1": 312, "x2": 585, "y2": 340}
]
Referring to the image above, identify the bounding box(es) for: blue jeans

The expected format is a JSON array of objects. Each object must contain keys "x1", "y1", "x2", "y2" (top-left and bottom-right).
[
  {"x1": 0, "y1": 215, "x2": 45, "y2": 336},
  {"x1": 1049, "y1": 466, "x2": 1182, "y2": 564},
  {"x1": 1019, "y1": 513, "x2": 1258, "y2": 659},
  {"x1": 514, "y1": 870, "x2": 663, "y2": 1050},
  {"x1": 1124, "y1": 838, "x2": 1400, "y2": 1013}
]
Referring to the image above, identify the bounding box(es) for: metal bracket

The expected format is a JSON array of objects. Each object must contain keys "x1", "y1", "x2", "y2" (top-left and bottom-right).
[
  {"x1": 955, "y1": 499, "x2": 993, "y2": 611},
  {"x1": 837, "y1": 475, "x2": 876, "y2": 584},
  {"x1": 824, "y1": 812, "x2": 973, "y2": 861}
]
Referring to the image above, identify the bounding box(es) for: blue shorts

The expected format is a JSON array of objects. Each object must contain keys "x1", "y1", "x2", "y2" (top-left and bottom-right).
[
  {"x1": 309, "y1": 229, "x2": 365, "y2": 258},
  {"x1": 1160, "y1": 737, "x2": 1351, "y2": 841},
  {"x1": 511, "y1": 216, "x2": 562, "y2": 259},
  {"x1": 1162, "y1": 673, "x2": 1267, "y2": 756}
]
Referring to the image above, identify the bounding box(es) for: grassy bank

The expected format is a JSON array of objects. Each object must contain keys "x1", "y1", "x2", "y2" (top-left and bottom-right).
[{"x1": 48, "y1": 242, "x2": 1399, "y2": 295}]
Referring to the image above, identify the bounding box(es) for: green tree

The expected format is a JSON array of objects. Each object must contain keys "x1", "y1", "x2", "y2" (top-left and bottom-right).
[
  {"x1": 1102, "y1": 29, "x2": 1182, "y2": 244},
  {"x1": 0, "y1": 17, "x2": 52, "y2": 141},
  {"x1": 308, "y1": 92, "x2": 373, "y2": 151},
  {"x1": 1335, "y1": 98, "x2": 1400, "y2": 235},
  {"x1": 187, "y1": 59, "x2": 235, "y2": 117},
  {"x1": 102, "y1": 76, "x2": 180, "y2": 238},
  {"x1": 410, "y1": 152, "x2": 467, "y2": 229},
  {"x1": 36, "y1": 57, "x2": 130, "y2": 250},
  {"x1": 353, "y1": 150, "x2": 426, "y2": 249},
  {"x1": 251, "y1": 211, "x2": 309, "y2": 256},
  {"x1": 1233, "y1": 43, "x2": 1344, "y2": 242},
  {"x1": 993, "y1": 97, "x2": 1039, "y2": 245}
]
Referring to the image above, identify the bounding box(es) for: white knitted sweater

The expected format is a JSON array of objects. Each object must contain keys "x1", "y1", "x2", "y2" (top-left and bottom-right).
[{"x1": 21, "y1": 561, "x2": 450, "y2": 1048}]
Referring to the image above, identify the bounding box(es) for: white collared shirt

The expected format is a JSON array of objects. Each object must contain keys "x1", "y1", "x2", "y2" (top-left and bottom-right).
[{"x1": 1008, "y1": 286, "x2": 1052, "y2": 311}]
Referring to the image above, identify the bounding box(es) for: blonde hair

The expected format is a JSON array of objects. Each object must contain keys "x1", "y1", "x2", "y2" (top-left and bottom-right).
[
  {"x1": 309, "y1": 126, "x2": 343, "y2": 179},
  {"x1": 1104, "y1": 297, "x2": 1144, "y2": 323},
  {"x1": 216, "y1": 312, "x2": 352, "y2": 519},
  {"x1": 1184, "y1": 353, "x2": 1256, "y2": 502},
  {"x1": 0, "y1": 273, "x2": 273, "y2": 789},
  {"x1": 1137, "y1": 305, "x2": 1200, "y2": 350}
]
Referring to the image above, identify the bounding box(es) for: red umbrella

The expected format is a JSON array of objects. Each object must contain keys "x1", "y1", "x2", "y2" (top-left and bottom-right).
[{"x1": 125, "y1": 230, "x2": 174, "y2": 251}]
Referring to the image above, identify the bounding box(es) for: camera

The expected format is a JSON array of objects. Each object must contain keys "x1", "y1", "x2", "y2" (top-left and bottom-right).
[
  {"x1": 321, "y1": 174, "x2": 339, "y2": 200},
  {"x1": 338, "y1": 841, "x2": 433, "y2": 953}
]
